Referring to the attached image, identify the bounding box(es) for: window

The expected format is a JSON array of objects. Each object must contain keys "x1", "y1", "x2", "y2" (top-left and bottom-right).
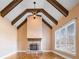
[{"x1": 55, "y1": 19, "x2": 76, "y2": 55}]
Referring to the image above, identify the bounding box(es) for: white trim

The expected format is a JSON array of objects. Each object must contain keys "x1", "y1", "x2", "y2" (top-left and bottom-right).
[
  {"x1": 41, "y1": 50, "x2": 52, "y2": 53},
  {"x1": 52, "y1": 50, "x2": 72, "y2": 59},
  {"x1": 18, "y1": 50, "x2": 26, "y2": 52},
  {"x1": 26, "y1": 50, "x2": 52, "y2": 54},
  {"x1": 0, "y1": 51, "x2": 17, "y2": 59}
]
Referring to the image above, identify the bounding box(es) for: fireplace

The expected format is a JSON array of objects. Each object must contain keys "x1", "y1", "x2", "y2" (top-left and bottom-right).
[
  {"x1": 30, "y1": 43, "x2": 39, "y2": 50},
  {"x1": 27, "y1": 38, "x2": 41, "y2": 53}
]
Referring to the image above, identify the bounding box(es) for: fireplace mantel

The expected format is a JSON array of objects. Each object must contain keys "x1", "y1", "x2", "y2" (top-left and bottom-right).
[{"x1": 28, "y1": 38, "x2": 41, "y2": 41}]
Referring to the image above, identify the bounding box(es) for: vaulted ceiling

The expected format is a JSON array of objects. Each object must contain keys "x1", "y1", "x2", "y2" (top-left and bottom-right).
[{"x1": 0, "y1": 0, "x2": 79, "y2": 29}]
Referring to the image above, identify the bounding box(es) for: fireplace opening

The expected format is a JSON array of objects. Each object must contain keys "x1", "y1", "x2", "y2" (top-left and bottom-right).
[
  {"x1": 30, "y1": 43, "x2": 39, "y2": 50},
  {"x1": 27, "y1": 38, "x2": 41, "y2": 53}
]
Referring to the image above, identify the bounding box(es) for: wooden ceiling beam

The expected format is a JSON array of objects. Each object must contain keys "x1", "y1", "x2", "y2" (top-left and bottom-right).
[
  {"x1": 42, "y1": 19, "x2": 52, "y2": 29},
  {"x1": 11, "y1": 9, "x2": 42, "y2": 25},
  {"x1": 17, "y1": 18, "x2": 27, "y2": 29},
  {"x1": 41, "y1": 9, "x2": 58, "y2": 25},
  {"x1": 11, "y1": 9, "x2": 28, "y2": 25},
  {"x1": 17, "y1": 18, "x2": 52, "y2": 29},
  {"x1": 47, "y1": 0, "x2": 69, "y2": 17},
  {"x1": 0, "y1": 0, "x2": 23, "y2": 17},
  {"x1": 35, "y1": 15, "x2": 52, "y2": 29},
  {"x1": 12, "y1": 8, "x2": 58, "y2": 25}
]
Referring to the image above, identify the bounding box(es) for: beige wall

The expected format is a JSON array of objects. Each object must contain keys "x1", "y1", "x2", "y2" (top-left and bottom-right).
[
  {"x1": 52, "y1": 3, "x2": 79, "y2": 59},
  {"x1": 0, "y1": 16, "x2": 17, "y2": 58},
  {"x1": 41, "y1": 22, "x2": 52, "y2": 51},
  {"x1": 18, "y1": 22, "x2": 27, "y2": 51},
  {"x1": 18, "y1": 20, "x2": 52, "y2": 52}
]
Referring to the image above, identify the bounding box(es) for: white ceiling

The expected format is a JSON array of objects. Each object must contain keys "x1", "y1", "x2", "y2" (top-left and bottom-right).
[
  {"x1": 0, "y1": 0, "x2": 13, "y2": 11},
  {"x1": 57, "y1": 0, "x2": 79, "y2": 10},
  {"x1": 0, "y1": 0, "x2": 79, "y2": 28}
]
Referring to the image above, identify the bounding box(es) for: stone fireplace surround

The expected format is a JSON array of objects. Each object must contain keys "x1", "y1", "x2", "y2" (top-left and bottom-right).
[{"x1": 27, "y1": 38, "x2": 41, "y2": 54}]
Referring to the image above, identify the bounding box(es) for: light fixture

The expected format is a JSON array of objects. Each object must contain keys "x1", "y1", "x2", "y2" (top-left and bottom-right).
[{"x1": 32, "y1": 1, "x2": 37, "y2": 19}]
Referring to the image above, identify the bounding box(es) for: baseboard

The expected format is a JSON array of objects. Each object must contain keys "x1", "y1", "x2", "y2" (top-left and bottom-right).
[
  {"x1": 18, "y1": 50, "x2": 26, "y2": 52},
  {"x1": 52, "y1": 50, "x2": 72, "y2": 59},
  {"x1": 18, "y1": 50, "x2": 52, "y2": 53},
  {"x1": 0, "y1": 51, "x2": 17, "y2": 59},
  {"x1": 41, "y1": 50, "x2": 52, "y2": 53},
  {"x1": 0, "y1": 51, "x2": 26, "y2": 59}
]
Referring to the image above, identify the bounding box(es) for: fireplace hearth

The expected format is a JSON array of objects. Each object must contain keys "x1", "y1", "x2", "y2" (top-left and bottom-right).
[{"x1": 27, "y1": 38, "x2": 41, "y2": 53}]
